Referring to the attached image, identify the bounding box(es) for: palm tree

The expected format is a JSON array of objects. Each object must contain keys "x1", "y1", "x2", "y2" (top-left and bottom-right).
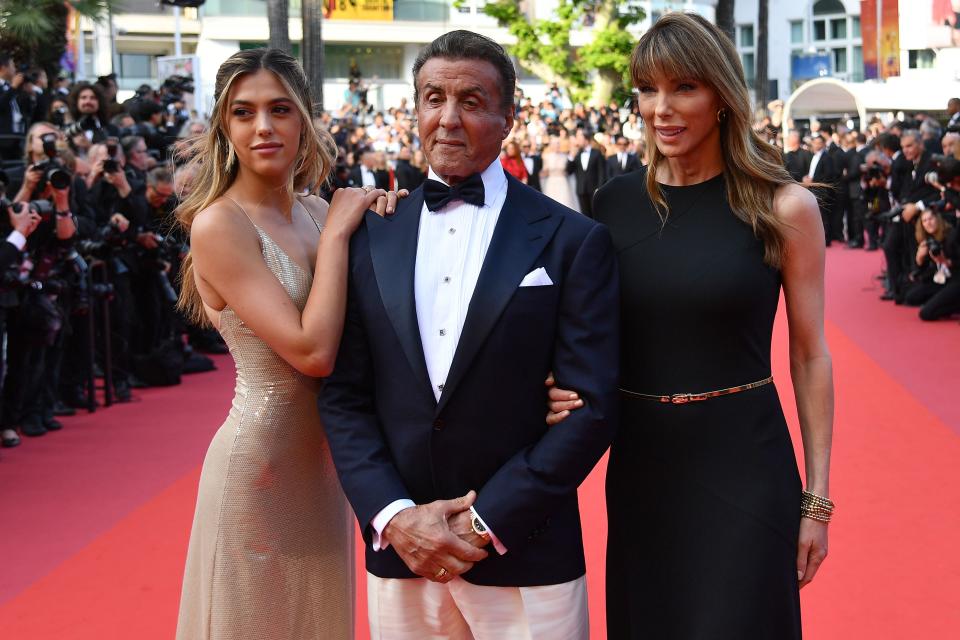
[
  {"x1": 756, "y1": 0, "x2": 769, "y2": 109},
  {"x1": 267, "y1": 0, "x2": 292, "y2": 54},
  {"x1": 302, "y1": 0, "x2": 324, "y2": 111},
  {"x1": 0, "y1": 0, "x2": 115, "y2": 76},
  {"x1": 715, "y1": 0, "x2": 735, "y2": 43}
]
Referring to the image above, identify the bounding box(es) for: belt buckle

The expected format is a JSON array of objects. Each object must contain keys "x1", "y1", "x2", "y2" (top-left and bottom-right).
[{"x1": 671, "y1": 393, "x2": 707, "y2": 404}]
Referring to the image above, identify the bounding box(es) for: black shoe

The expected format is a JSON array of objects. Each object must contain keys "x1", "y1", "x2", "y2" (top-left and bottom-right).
[
  {"x1": 1, "y1": 429, "x2": 20, "y2": 448},
  {"x1": 129, "y1": 375, "x2": 149, "y2": 389},
  {"x1": 52, "y1": 401, "x2": 76, "y2": 417},
  {"x1": 43, "y1": 418, "x2": 63, "y2": 432},
  {"x1": 880, "y1": 291, "x2": 896, "y2": 301},
  {"x1": 20, "y1": 422, "x2": 47, "y2": 437},
  {"x1": 866, "y1": 243, "x2": 879, "y2": 251},
  {"x1": 846, "y1": 241, "x2": 863, "y2": 249}
]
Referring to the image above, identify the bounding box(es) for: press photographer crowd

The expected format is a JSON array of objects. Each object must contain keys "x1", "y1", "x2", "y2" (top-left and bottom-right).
[{"x1": 1, "y1": 48, "x2": 958, "y2": 458}]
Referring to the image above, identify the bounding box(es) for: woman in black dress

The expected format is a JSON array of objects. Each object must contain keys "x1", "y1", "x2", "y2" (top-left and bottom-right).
[{"x1": 548, "y1": 13, "x2": 834, "y2": 638}]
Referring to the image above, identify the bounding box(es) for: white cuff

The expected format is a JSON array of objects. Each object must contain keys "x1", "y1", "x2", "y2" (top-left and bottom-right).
[
  {"x1": 371, "y1": 499, "x2": 415, "y2": 551},
  {"x1": 916, "y1": 200, "x2": 926, "y2": 211},
  {"x1": 6, "y1": 231, "x2": 26, "y2": 251},
  {"x1": 470, "y1": 506, "x2": 507, "y2": 556}
]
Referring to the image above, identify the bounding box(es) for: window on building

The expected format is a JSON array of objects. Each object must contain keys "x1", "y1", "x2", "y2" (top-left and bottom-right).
[
  {"x1": 394, "y1": 0, "x2": 449, "y2": 21},
  {"x1": 852, "y1": 45, "x2": 863, "y2": 81},
  {"x1": 813, "y1": 0, "x2": 845, "y2": 14},
  {"x1": 830, "y1": 18, "x2": 846, "y2": 40},
  {"x1": 852, "y1": 16, "x2": 861, "y2": 38},
  {"x1": 790, "y1": 20, "x2": 803, "y2": 44},
  {"x1": 814, "y1": 20, "x2": 827, "y2": 41},
  {"x1": 908, "y1": 49, "x2": 937, "y2": 69},
  {"x1": 741, "y1": 52, "x2": 755, "y2": 88},
  {"x1": 739, "y1": 24, "x2": 754, "y2": 48},
  {"x1": 118, "y1": 53, "x2": 153, "y2": 80},
  {"x1": 832, "y1": 47, "x2": 847, "y2": 74}
]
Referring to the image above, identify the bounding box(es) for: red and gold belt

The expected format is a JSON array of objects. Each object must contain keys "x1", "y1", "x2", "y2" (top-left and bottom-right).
[{"x1": 619, "y1": 376, "x2": 774, "y2": 405}]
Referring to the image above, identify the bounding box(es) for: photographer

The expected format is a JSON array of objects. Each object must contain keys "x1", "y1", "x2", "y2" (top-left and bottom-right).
[
  {"x1": 81, "y1": 140, "x2": 148, "y2": 401},
  {"x1": 861, "y1": 150, "x2": 892, "y2": 251},
  {"x1": 64, "y1": 83, "x2": 119, "y2": 154},
  {"x1": 882, "y1": 130, "x2": 940, "y2": 302},
  {"x1": 0, "y1": 199, "x2": 41, "y2": 450},
  {"x1": 905, "y1": 208, "x2": 960, "y2": 320},
  {"x1": 3, "y1": 167, "x2": 78, "y2": 440}
]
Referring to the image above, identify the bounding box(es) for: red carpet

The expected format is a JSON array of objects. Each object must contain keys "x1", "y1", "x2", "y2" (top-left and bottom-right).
[{"x1": 1, "y1": 246, "x2": 958, "y2": 639}]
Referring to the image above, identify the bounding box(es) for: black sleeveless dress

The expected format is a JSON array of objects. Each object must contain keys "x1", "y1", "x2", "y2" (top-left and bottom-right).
[{"x1": 594, "y1": 170, "x2": 802, "y2": 639}]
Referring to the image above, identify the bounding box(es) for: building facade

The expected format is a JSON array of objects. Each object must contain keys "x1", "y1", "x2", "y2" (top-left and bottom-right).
[{"x1": 77, "y1": 0, "x2": 959, "y2": 115}]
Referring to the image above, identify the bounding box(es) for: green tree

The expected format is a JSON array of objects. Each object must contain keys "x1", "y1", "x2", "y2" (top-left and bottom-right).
[
  {"x1": 0, "y1": 1, "x2": 115, "y2": 77},
  {"x1": 478, "y1": 0, "x2": 644, "y2": 106}
]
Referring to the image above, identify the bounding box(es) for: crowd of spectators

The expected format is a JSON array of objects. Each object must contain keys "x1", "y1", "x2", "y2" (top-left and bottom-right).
[{"x1": 1, "y1": 46, "x2": 958, "y2": 458}]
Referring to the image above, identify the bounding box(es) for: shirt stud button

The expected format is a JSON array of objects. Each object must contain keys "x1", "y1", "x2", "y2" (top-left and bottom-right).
[
  {"x1": 439, "y1": 329, "x2": 446, "y2": 336},
  {"x1": 448, "y1": 228, "x2": 456, "y2": 235},
  {"x1": 443, "y1": 276, "x2": 451, "y2": 283}
]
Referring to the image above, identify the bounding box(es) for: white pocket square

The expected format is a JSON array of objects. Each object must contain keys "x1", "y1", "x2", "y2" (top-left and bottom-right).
[{"x1": 519, "y1": 267, "x2": 554, "y2": 287}]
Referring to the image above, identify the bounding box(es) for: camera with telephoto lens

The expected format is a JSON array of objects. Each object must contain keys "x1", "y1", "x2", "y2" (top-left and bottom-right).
[
  {"x1": 864, "y1": 162, "x2": 885, "y2": 180},
  {"x1": 63, "y1": 114, "x2": 100, "y2": 139},
  {"x1": 926, "y1": 238, "x2": 943, "y2": 259},
  {"x1": 875, "y1": 203, "x2": 905, "y2": 223},
  {"x1": 30, "y1": 133, "x2": 72, "y2": 192},
  {"x1": 17, "y1": 64, "x2": 39, "y2": 85},
  {"x1": 50, "y1": 105, "x2": 68, "y2": 128},
  {"x1": 103, "y1": 138, "x2": 120, "y2": 174},
  {"x1": 2, "y1": 196, "x2": 55, "y2": 223}
]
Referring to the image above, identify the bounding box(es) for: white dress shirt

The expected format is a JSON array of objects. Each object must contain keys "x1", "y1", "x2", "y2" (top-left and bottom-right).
[
  {"x1": 360, "y1": 165, "x2": 377, "y2": 188},
  {"x1": 580, "y1": 148, "x2": 591, "y2": 171},
  {"x1": 6, "y1": 230, "x2": 26, "y2": 251},
  {"x1": 370, "y1": 158, "x2": 510, "y2": 555},
  {"x1": 808, "y1": 150, "x2": 823, "y2": 179}
]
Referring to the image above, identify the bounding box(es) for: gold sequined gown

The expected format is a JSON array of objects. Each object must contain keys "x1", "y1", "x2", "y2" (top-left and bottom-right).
[{"x1": 176, "y1": 221, "x2": 355, "y2": 640}]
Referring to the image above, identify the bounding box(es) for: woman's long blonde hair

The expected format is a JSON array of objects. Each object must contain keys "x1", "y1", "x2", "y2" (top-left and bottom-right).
[
  {"x1": 175, "y1": 48, "x2": 337, "y2": 326},
  {"x1": 631, "y1": 12, "x2": 795, "y2": 268}
]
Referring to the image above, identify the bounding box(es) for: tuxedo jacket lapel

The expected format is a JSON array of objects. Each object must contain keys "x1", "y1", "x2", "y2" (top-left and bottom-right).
[
  {"x1": 367, "y1": 188, "x2": 433, "y2": 397},
  {"x1": 436, "y1": 177, "x2": 561, "y2": 415}
]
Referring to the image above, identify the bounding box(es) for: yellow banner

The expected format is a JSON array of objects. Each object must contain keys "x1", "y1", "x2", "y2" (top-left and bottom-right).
[{"x1": 327, "y1": 0, "x2": 393, "y2": 21}]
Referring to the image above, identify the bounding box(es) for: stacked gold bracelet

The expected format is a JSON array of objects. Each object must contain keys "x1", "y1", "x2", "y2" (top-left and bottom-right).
[{"x1": 801, "y1": 490, "x2": 835, "y2": 523}]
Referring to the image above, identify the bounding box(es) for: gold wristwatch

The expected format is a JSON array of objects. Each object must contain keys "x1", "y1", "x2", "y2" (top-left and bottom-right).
[{"x1": 470, "y1": 509, "x2": 491, "y2": 542}]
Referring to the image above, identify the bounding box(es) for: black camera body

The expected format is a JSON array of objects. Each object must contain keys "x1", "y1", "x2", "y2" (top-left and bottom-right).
[{"x1": 30, "y1": 133, "x2": 72, "y2": 192}]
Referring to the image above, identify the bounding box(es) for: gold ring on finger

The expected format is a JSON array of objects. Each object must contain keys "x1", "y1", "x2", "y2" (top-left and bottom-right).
[{"x1": 434, "y1": 567, "x2": 448, "y2": 580}]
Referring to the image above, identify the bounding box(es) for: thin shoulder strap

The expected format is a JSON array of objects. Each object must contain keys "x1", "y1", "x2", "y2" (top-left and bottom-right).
[
  {"x1": 296, "y1": 196, "x2": 323, "y2": 233},
  {"x1": 222, "y1": 194, "x2": 259, "y2": 230}
]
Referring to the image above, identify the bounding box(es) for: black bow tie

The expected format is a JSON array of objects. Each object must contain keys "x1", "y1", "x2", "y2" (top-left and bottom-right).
[{"x1": 423, "y1": 174, "x2": 485, "y2": 212}]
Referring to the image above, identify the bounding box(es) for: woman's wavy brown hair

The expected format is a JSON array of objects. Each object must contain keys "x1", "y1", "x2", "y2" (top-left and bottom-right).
[
  {"x1": 174, "y1": 48, "x2": 337, "y2": 326},
  {"x1": 915, "y1": 210, "x2": 948, "y2": 244},
  {"x1": 630, "y1": 12, "x2": 796, "y2": 268}
]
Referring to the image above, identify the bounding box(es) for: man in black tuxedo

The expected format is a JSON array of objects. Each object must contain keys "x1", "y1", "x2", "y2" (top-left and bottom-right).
[
  {"x1": 844, "y1": 132, "x2": 870, "y2": 248},
  {"x1": 0, "y1": 52, "x2": 27, "y2": 162},
  {"x1": 320, "y1": 30, "x2": 619, "y2": 638},
  {"x1": 604, "y1": 136, "x2": 640, "y2": 183},
  {"x1": 394, "y1": 145, "x2": 425, "y2": 191},
  {"x1": 802, "y1": 133, "x2": 837, "y2": 245},
  {"x1": 567, "y1": 130, "x2": 605, "y2": 217},
  {"x1": 348, "y1": 150, "x2": 390, "y2": 190},
  {"x1": 520, "y1": 140, "x2": 542, "y2": 191},
  {"x1": 783, "y1": 130, "x2": 811, "y2": 182},
  {"x1": 882, "y1": 129, "x2": 940, "y2": 301}
]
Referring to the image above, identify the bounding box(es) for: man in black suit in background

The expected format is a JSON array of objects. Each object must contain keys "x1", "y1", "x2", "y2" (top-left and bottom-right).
[
  {"x1": 348, "y1": 150, "x2": 390, "y2": 190},
  {"x1": 604, "y1": 136, "x2": 640, "y2": 184},
  {"x1": 567, "y1": 129, "x2": 605, "y2": 217},
  {"x1": 844, "y1": 132, "x2": 869, "y2": 248},
  {"x1": 802, "y1": 133, "x2": 837, "y2": 245},
  {"x1": 0, "y1": 52, "x2": 27, "y2": 162},
  {"x1": 394, "y1": 145, "x2": 425, "y2": 192},
  {"x1": 783, "y1": 130, "x2": 811, "y2": 183},
  {"x1": 520, "y1": 140, "x2": 542, "y2": 191}
]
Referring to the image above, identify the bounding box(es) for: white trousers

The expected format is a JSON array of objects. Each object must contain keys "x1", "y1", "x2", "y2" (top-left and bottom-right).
[{"x1": 367, "y1": 573, "x2": 589, "y2": 640}]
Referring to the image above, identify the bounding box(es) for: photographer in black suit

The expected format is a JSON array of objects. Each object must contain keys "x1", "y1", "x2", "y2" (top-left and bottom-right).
[
  {"x1": 882, "y1": 130, "x2": 940, "y2": 302},
  {"x1": 567, "y1": 129, "x2": 605, "y2": 217},
  {"x1": 604, "y1": 136, "x2": 640, "y2": 183},
  {"x1": 844, "y1": 132, "x2": 869, "y2": 248},
  {"x1": 0, "y1": 52, "x2": 27, "y2": 161}
]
